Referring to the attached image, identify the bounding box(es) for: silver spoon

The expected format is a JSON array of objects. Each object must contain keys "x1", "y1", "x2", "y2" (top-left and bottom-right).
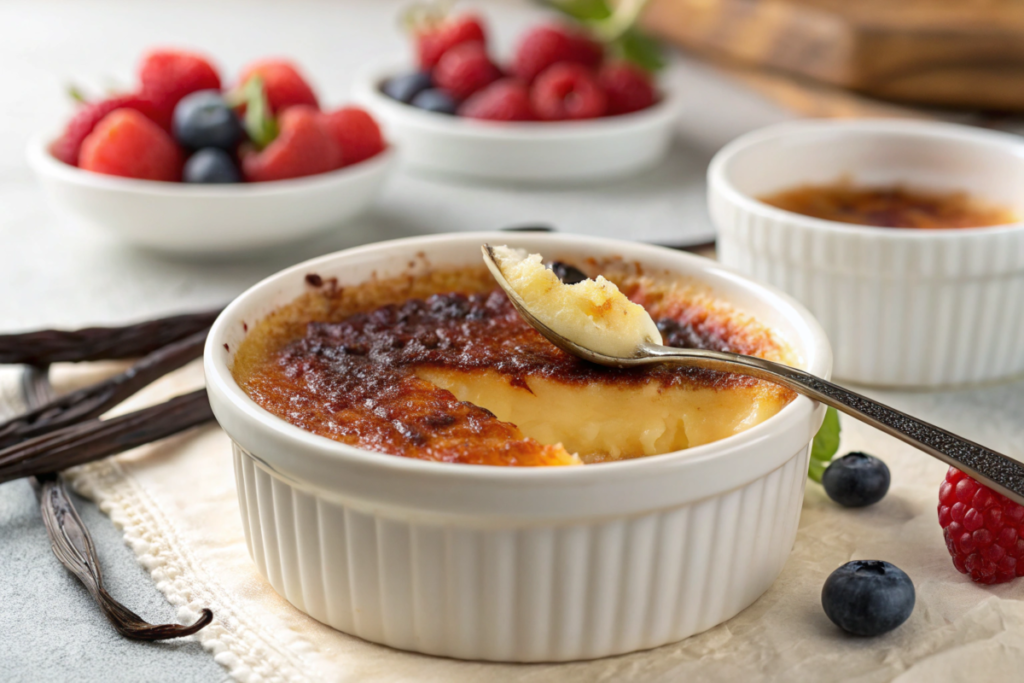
[{"x1": 482, "y1": 244, "x2": 1024, "y2": 506}]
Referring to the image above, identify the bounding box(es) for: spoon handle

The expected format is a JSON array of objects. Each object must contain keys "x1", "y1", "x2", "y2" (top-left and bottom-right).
[{"x1": 643, "y1": 344, "x2": 1024, "y2": 506}]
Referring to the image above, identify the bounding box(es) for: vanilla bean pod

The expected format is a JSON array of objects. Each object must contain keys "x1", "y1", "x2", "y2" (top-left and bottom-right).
[
  {"x1": 0, "y1": 388, "x2": 214, "y2": 485},
  {"x1": 0, "y1": 330, "x2": 208, "y2": 450},
  {"x1": 0, "y1": 308, "x2": 220, "y2": 365},
  {"x1": 23, "y1": 367, "x2": 213, "y2": 640}
]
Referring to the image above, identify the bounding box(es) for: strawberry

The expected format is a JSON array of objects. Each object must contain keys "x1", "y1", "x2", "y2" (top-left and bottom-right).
[
  {"x1": 459, "y1": 79, "x2": 535, "y2": 121},
  {"x1": 434, "y1": 42, "x2": 500, "y2": 101},
  {"x1": 79, "y1": 109, "x2": 183, "y2": 181},
  {"x1": 138, "y1": 49, "x2": 221, "y2": 129},
  {"x1": 321, "y1": 106, "x2": 385, "y2": 167},
  {"x1": 238, "y1": 59, "x2": 319, "y2": 114},
  {"x1": 599, "y1": 62, "x2": 657, "y2": 115},
  {"x1": 241, "y1": 105, "x2": 340, "y2": 182},
  {"x1": 414, "y1": 13, "x2": 487, "y2": 70},
  {"x1": 531, "y1": 63, "x2": 607, "y2": 120},
  {"x1": 513, "y1": 25, "x2": 604, "y2": 83},
  {"x1": 51, "y1": 95, "x2": 158, "y2": 166}
]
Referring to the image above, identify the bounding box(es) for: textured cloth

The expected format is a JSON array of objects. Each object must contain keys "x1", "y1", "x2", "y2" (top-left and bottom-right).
[{"x1": 49, "y1": 357, "x2": 1024, "y2": 683}]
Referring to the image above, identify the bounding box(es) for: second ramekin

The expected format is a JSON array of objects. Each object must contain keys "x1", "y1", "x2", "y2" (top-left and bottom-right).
[
  {"x1": 709, "y1": 119, "x2": 1024, "y2": 387},
  {"x1": 204, "y1": 232, "x2": 831, "y2": 661}
]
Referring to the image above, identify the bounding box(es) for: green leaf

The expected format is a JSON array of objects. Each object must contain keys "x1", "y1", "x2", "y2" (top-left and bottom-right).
[
  {"x1": 541, "y1": 0, "x2": 613, "y2": 21},
  {"x1": 67, "y1": 84, "x2": 88, "y2": 104},
  {"x1": 231, "y1": 75, "x2": 278, "y2": 150},
  {"x1": 808, "y1": 407, "x2": 841, "y2": 483},
  {"x1": 611, "y1": 29, "x2": 666, "y2": 72}
]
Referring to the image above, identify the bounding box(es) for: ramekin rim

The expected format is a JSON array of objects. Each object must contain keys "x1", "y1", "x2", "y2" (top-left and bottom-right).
[
  {"x1": 708, "y1": 118, "x2": 1024, "y2": 240},
  {"x1": 205, "y1": 232, "x2": 831, "y2": 484}
]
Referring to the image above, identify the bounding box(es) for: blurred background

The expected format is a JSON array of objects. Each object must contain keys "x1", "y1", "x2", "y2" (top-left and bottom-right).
[{"x1": 4, "y1": 0, "x2": 1022, "y2": 330}]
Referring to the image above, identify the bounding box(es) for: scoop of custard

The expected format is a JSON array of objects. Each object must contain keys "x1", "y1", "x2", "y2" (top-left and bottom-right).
[{"x1": 492, "y1": 246, "x2": 663, "y2": 359}]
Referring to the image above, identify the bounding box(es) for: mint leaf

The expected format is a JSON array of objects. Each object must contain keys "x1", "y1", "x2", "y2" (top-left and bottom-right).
[
  {"x1": 543, "y1": 0, "x2": 613, "y2": 21},
  {"x1": 808, "y1": 407, "x2": 841, "y2": 483},
  {"x1": 230, "y1": 75, "x2": 278, "y2": 150},
  {"x1": 611, "y1": 29, "x2": 665, "y2": 72}
]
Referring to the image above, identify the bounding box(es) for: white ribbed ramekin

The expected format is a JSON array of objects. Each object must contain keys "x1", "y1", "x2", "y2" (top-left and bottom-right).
[
  {"x1": 709, "y1": 119, "x2": 1024, "y2": 387},
  {"x1": 205, "y1": 233, "x2": 831, "y2": 661}
]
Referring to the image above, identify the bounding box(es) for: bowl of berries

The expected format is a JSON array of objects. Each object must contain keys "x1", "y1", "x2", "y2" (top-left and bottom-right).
[
  {"x1": 353, "y1": 6, "x2": 681, "y2": 183},
  {"x1": 29, "y1": 49, "x2": 395, "y2": 255}
]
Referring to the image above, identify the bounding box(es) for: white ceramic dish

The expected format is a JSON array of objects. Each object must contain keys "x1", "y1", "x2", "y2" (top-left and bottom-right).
[
  {"x1": 709, "y1": 119, "x2": 1024, "y2": 387},
  {"x1": 353, "y1": 65, "x2": 681, "y2": 183},
  {"x1": 27, "y1": 135, "x2": 396, "y2": 255},
  {"x1": 204, "y1": 232, "x2": 831, "y2": 662}
]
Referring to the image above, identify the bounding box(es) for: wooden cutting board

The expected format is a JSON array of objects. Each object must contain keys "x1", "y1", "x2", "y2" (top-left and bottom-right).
[{"x1": 643, "y1": 0, "x2": 1024, "y2": 111}]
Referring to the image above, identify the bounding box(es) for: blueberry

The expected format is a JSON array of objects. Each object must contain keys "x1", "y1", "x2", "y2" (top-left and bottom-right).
[
  {"x1": 822, "y1": 452, "x2": 890, "y2": 507},
  {"x1": 183, "y1": 148, "x2": 241, "y2": 184},
  {"x1": 383, "y1": 72, "x2": 433, "y2": 104},
  {"x1": 822, "y1": 560, "x2": 914, "y2": 636},
  {"x1": 548, "y1": 261, "x2": 588, "y2": 285},
  {"x1": 410, "y1": 88, "x2": 458, "y2": 115},
  {"x1": 173, "y1": 90, "x2": 244, "y2": 150}
]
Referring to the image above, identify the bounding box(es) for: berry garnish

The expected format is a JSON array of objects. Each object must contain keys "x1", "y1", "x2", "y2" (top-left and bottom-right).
[
  {"x1": 434, "y1": 42, "x2": 501, "y2": 101},
  {"x1": 183, "y1": 148, "x2": 241, "y2": 183},
  {"x1": 172, "y1": 90, "x2": 244, "y2": 151},
  {"x1": 599, "y1": 62, "x2": 656, "y2": 115},
  {"x1": 821, "y1": 452, "x2": 890, "y2": 508},
  {"x1": 238, "y1": 59, "x2": 319, "y2": 114},
  {"x1": 531, "y1": 63, "x2": 607, "y2": 120},
  {"x1": 549, "y1": 261, "x2": 588, "y2": 285},
  {"x1": 459, "y1": 79, "x2": 535, "y2": 121},
  {"x1": 51, "y1": 95, "x2": 158, "y2": 166},
  {"x1": 79, "y1": 109, "x2": 182, "y2": 181},
  {"x1": 821, "y1": 560, "x2": 915, "y2": 637},
  {"x1": 382, "y1": 71, "x2": 434, "y2": 104},
  {"x1": 412, "y1": 11, "x2": 487, "y2": 70},
  {"x1": 410, "y1": 89, "x2": 458, "y2": 115},
  {"x1": 138, "y1": 49, "x2": 221, "y2": 130},
  {"x1": 240, "y1": 105, "x2": 340, "y2": 182},
  {"x1": 513, "y1": 25, "x2": 603, "y2": 83},
  {"x1": 322, "y1": 106, "x2": 385, "y2": 166},
  {"x1": 938, "y1": 467, "x2": 1024, "y2": 584}
]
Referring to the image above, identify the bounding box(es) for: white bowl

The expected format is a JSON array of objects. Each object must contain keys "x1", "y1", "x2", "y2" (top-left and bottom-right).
[
  {"x1": 27, "y1": 135, "x2": 396, "y2": 255},
  {"x1": 353, "y1": 65, "x2": 681, "y2": 183},
  {"x1": 204, "y1": 232, "x2": 831, "y2": 662},
  {"x1": 709, "y1": 119, "x2": 1024, "y2": 387}
]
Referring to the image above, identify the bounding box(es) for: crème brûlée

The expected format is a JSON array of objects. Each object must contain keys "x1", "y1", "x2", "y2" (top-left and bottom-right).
[{"x1": 231, "y1": 257, "x2": 797, "y2": 466}]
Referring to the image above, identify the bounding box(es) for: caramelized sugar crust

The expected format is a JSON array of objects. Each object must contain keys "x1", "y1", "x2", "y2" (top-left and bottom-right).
[
  {"x1": 232, "y1": 262, "x2": 794, "y2": 466},
  {"x1": 760, "y1": 182, "x2": 1017, "y2": 229}
]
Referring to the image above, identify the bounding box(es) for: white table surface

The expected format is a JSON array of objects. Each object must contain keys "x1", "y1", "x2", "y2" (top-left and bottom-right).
[{"x1": 10, "y1": 2, "x2": 1021, "y2": 682}]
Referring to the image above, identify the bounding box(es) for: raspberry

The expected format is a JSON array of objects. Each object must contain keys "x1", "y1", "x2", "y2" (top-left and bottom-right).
[
  {"x1": 434, "y1": 42, "x2": 500, "y2": 101},
  {"x1": 51, "y1": 95, "x2": 158, "y2": 166},
  {"x1": 78, "y1": 109, "x2": 183, "y2": 181},
  {"x1": 322, "y1": 106, "x2": 385, "y2": 167},
  {"x1": 530, "y1": 63, "x2": 607, "y2": 121},
  {"x1": 938, "y1": 467, "x2": 1024, "y2": 584},
  {"x1": 599, "y1": 62, "x2": 657, "y2": 115},
  {"x1": 414, "y1": 13, "x2": 487, "y2": 70},
  {"x1": 239, "y1": 59, "x2": 319, "y2": 114},
  {"x1": 139, "y1": 49, "x2": 221, "y2": 129},
  {"x1": 241, "y1": 105, "x2": 340, "y2": 182},
  {"x1": 513, "y1": 25, "x2": 604, "y2": 83},
  {"x1": 459, "y1": 79, "x2": 535, "y2": 121}
]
